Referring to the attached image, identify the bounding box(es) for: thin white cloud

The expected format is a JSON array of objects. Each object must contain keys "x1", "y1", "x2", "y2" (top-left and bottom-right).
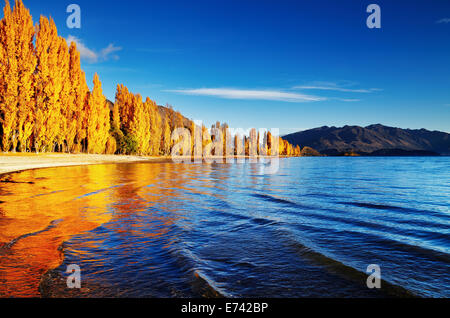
[
  {"x1": 334, "y1": 98, "x2": 361, "y2": 102},
  {"x1": 66, "y1": 35, "x2": 122, "y2": 63},
  {"x1": 67, "y1": 35, "x2": 97, "y2": 62},
  {"x1": 166, "y1": 88, "x2": 326, "y2": 103},
  {"x1": 100, "y1": 44, "x2": 122, "y2": 61},
  {"x1": 294, "y1": 82, "x2": 380, "y2": 93},
  {"x1": 436, "y1": 18, "x2": 450, "y2": 24}
]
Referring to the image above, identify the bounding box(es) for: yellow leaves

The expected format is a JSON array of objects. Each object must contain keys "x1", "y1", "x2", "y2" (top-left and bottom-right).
[
  {"x1": 0, "y1": 0, "x2": 35, "y2": 151},
  {"x1": 146, "y1": 97, "x2": 162, "y2": 156},
  {"x1": 0, "y1": 0, "x2": 303, "y2": 158},
  {"x1": 0, "y1": 0, "x2": 17, "y2": 151},
  {"x1": 87, "y1": 73, "x2": 110, "y2": 154},
  {"x1": 68, "y1": 42, "x2": 89, "y2": 151},
  {"x1": 294, "y1": 145, "x2": 301, "y2": 156},
  {"x1": 56, "y1": 37, "x2": 71, "y2": 150},
  {"x1": 105, "y1": 135, "x2": 117, "y2": 155},
  {"x1": 129, "y1": 93, "x2": 151, "y2": 155},
  {"x1": 114, "y1": 84, "x2": 134, "y2": 133},
  {"x1": 162, "y1": 117, "x2": 172, "y2": 155},
  {"x1": 114, "y1": 85, "x2": 163, "y2": 155},
  {"x1": 35, "y1": 16, "x2": 61, "y2": 152}
]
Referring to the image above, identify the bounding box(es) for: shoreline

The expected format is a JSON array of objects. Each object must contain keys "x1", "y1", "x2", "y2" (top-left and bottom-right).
[
  {"x1": 2, "y1": 153, "x2": 444, "y2": 177},
  {"x1": 0, "y1": 153, "x2": 287, "y2": 176},
  {"x1": 0, "y1": 153, "x2": 173, "y2": 176}
]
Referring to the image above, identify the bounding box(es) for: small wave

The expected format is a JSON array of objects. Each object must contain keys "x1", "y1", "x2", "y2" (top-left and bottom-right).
[
  {"x1": 216, "y1": 207, "x2": 283, "y2": 232},
  {"x1": 0, "y1": 219, "x2": 63, "y2": 251},
  {"x1": 252, "y1": 193, "x2": 308, "y2": 209},
  {"x1": 304, "y1": 192, "x2": 338, "y2": 199},
  {"x1": 338, "y1": 201, "x2": 450, "y2": 222},
  {"x1": 279, "y1": 232, "x2": 417, "y2": 298},
  {"x1": 339, "y1": 201, "x2": 438, "y2": 215},
  {"x1": 0, "y1": 176, "x2": 34, "y2": 184},
  {"x1": 75, "y1": 184, "x2": 126, "y2": 200},
  {"x1": 191, "y1": 269, "x2": 231, "y2": 298},
  {"x1": 167, "y1": 244, "x2": 231, "y2": 297},
  {"x1": 31, "y1": 190, "x2": 65, "y2": 198}
]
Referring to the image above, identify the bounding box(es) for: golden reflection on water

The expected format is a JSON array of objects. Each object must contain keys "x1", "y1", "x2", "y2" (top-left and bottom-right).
[
  {"x1": 0, "y1": 163, "x2": 171, "y2": 297},
  {"x1": 0, "y1": 161, "x2": 252, "y2": 297}
]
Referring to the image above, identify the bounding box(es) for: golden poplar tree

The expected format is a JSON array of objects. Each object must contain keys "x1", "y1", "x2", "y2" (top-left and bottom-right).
[
  {"x1": 234, "y1": 134, "x2": 244, "y2": 156},
  {"x1": 12, "y1": 0, "x2": 36, "y2": 152},
  {"x1": 294, "y1": 145, "x2": 301, "y2": 156},
  {"x1": 0, "y1": 29, "x2": 4, "y2": 149},
  {"x1": 114, "y1": 84, "x2": 134, "y2": 133},
  {"x1": 148, "y1": 98, "x2": 162, "y2": 156},
  {"x1": 278, "y1": 137, "x2": 286, "y2": 156},
  {"x1": 256, "y1": 131, "x2": 261, "y2": 155},
  {"x1": 260, "y1": 131, "x2": 268, "y2": 156},
  {"x1": 56, "y1": 37, "x2": 70, "y2": 152},
  {"x1": 202, "y1": 125, "x2": 212, "y2": 158},
  {"x1": 129, "y1": 93, "x2": 151, "y2": 155},
  {"x1": 249, "y1": 128, "x2": 258, "y2": 157},
  {"x1": 68, "y1": 42, "x2": 89, "y2": 152},
  {"x1": 87, "y1": 73, "x2": 110, "y2": 154},
  {"x1": 161, "y1": 116, "x2": 172, "y2": 155},
  {"x1": 244, "y1": 136, "x2": 250, "y2": 156},
  {"x1": 0, "y1": 1, "x2": 18, "y2": 151},
  {"x1": 267, "y1": 131, "x2": 273, "y2": 156},
  {"x1": 35, "y1": 16, "x2": 60, "y2": 152}
]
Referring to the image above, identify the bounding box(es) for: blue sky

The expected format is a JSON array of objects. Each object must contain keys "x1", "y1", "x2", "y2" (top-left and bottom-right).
[{"x1": 18, "y1": 0, "x2": 450, "y2": 134}]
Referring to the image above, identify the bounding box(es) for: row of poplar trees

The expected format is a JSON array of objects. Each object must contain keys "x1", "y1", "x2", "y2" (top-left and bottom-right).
[
  {"x1": 0, "y1": 0, "x2": 110, "y2": 153},
  {"x1": 0, "y1": 0, "x2": 300, "y2": 156}
]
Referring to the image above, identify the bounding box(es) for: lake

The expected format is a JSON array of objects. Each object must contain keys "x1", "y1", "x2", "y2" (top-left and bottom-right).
[{"x1": 0, "y1": 157, "x2": 449, "y2": 297}]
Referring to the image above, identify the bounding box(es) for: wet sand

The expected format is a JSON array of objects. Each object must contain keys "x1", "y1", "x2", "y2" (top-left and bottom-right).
[{"x1": 0, "y1": 153, "x2": 171, "y2": 176}]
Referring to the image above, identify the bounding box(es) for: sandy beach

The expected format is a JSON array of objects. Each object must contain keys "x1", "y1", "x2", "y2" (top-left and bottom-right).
[{"x1": 0, "y1": 153, "x2": 171, "y2": 176}]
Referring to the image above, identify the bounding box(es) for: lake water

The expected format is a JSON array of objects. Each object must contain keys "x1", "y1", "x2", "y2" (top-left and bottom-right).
[{"x1": 0, "y1": 157, "x2": 449, "y2": 297}]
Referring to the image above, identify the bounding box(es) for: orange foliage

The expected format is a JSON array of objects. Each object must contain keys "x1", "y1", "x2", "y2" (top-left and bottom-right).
[{"x1": 0, "y1": 0, "x2": 301, "y2": 158}]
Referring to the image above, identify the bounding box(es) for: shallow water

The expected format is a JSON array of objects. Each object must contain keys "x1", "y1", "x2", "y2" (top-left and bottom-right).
[{"x1": 0, "y1": 157, "x2": 449, "y2": 297}]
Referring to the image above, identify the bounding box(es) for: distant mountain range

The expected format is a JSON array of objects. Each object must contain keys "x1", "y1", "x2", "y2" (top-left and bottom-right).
[{"x1": 283, "y1": 124, "x2": 450, "y2": 156}]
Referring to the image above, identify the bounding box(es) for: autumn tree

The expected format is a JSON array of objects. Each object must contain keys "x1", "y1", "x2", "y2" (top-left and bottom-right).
[
  {"x1": 202, "y1": 125, "x2": 212, "y2": 158},
  {"x1": 266, "y1": 131, "x2": 273, "y2": 156},
  {"x1": 249, "y1": 128, "x2": 258, "y2": 157},
  {"x1": 190, "y1": 121, "x2": 202, "y2": 160},
  {"x1": 129, "y1": 93, "x2": 151, "y2": 155},
  {"x1": 114, "y1": 84, "x2": 134, "y2": 133},
  {"x1": 210, "y1": 124, "x2": 223, "y2": 157},
  {"x1": 56, "y1": 37, "x2": 71, "y2": 152},
  {"x1": 234, "y1": 133, "x2": 244, "y2": 156},
  {"x1": 161, "y1": 117, "x2": 172, "y2": 155},
  {"x1": 244, "y1": 136, "x2": 250, "y2": 156},
  {"x1": 35, "y1": 16, "x2": 61, "y2": 152},
  {"x1": 221, "y1": 123, "x2": 234, "y2": 157},
  {"x1": 148, "y1": 98, "x2": 162, "y2": 156},
  {"x1": 67, "y1": 42, "x2": 89, "y2": 152},
  {"x1": 278, "y1": 139, "x2": 283, "y2": 155},
  {"x1": 294, "y1": 145, "x2": 301, "y2": 156},
  {"x1": 86, "y1": 73, "x2": 110, "y2": 154},
  {"x1": 11, "y1": 0, "x2": 36, "y2": 152},
  {"x1": 0, "y1": 1, "x2": 20, "y2": 151}
]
